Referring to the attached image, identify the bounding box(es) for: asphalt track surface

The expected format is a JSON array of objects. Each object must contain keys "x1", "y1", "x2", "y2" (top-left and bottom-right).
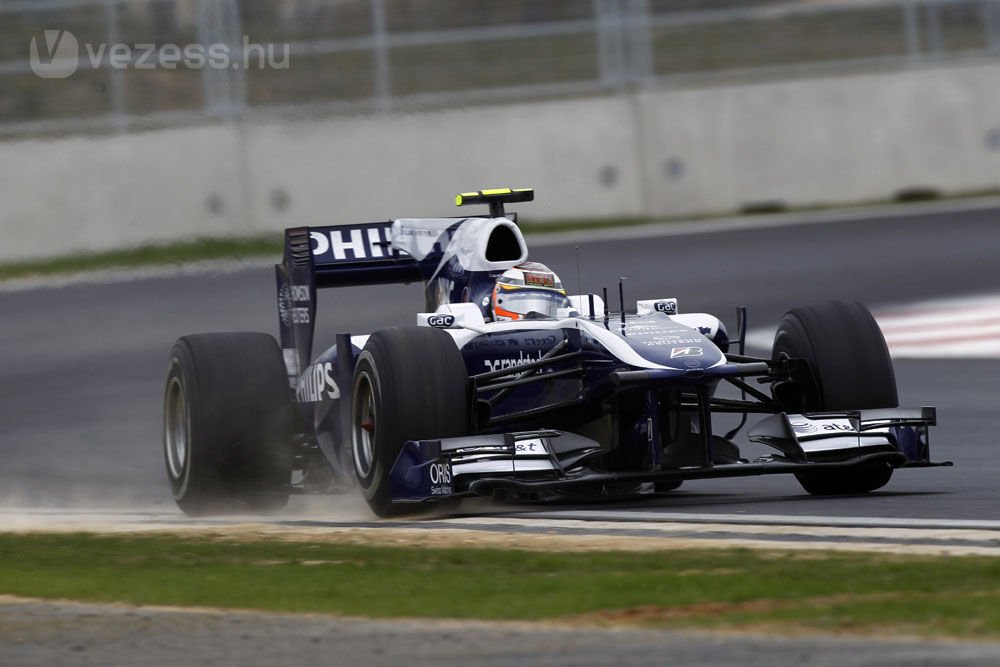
[{"x1": 2, "y1": 201, "x2": 999, "y2": 520}]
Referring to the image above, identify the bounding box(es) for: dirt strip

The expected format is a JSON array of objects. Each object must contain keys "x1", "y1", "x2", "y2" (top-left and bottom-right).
[{"x1": 3, "y1": 521, "x2": 999, "y2": 556}]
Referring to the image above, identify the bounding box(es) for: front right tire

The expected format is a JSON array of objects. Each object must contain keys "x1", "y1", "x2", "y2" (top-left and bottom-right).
[{"x1": 771, "y1": 301, "x2": 898, "y2": 496}]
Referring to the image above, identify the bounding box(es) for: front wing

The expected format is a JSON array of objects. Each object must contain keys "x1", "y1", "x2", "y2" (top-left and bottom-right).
[{"x1": 387, "y1": 408, "x2": 944, "y2": 505}]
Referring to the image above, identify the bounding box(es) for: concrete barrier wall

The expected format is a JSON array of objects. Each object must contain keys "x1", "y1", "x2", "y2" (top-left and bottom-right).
[
  {"x1": 3, "y1": 61, "x2": 1000, "y2": 262},
  {"x1": 1, "y1": 126, "x2": 248, "y2": 261},
  {"x1": 242, "y1": 97, "x2": 645, "y2": 232},
  {"x1": 0, "y1": 96, "x2": 644, "y2": 262},
  {"x1": 635, "y1": 62, "x2": 1000, "y2": 215}
]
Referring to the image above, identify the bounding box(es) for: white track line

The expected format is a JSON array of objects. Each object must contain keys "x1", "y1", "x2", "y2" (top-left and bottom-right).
[
  {"x1": 875, "y1": 293, "x2": 1000, "y2": 358},
  {"x1": 512, "y1": 510, "x2": 1000, "y2": 530},
  {"x1": 448, "y1": 516, "x2": 1000, "y2": 541},
  {"x1": 2, "y1": 508, "x2": 999, "y2": 556},
  {"x1": 747, "y1": 292, "x2": 1000, "y2": 359}
]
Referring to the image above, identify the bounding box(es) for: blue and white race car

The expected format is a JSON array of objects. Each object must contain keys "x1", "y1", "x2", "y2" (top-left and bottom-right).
[{"x1": 163, "y1": 188, "x2": 944, "y2": 517}]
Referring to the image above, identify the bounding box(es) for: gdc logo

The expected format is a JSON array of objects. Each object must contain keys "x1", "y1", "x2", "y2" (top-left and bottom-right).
[{"x1": 427, "y1": 315, "x2": 455, "y2": 328}]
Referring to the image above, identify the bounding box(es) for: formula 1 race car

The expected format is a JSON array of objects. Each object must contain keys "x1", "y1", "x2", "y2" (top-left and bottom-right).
[{"x1": 163, "y1": 188, "x2": 945, "y2": 517}]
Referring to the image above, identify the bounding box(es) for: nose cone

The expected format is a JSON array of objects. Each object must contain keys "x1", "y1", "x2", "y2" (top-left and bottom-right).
[{"x1": 615, "y1": 318, "x2": 724, "y2": 370}]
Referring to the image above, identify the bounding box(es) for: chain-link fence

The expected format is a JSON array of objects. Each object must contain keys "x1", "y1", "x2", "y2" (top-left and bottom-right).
[{"x1": 3, "y1": 0, "x2": 1000, "y2": 136}]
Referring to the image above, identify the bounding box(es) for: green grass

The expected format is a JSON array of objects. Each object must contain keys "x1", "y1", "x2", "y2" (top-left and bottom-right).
[
  {"x1": 1, "y1": 533, "x2": 999, "y2": 639},
  {"x1": 0, "y1": 234, "x2": 283, "y2": 282}
]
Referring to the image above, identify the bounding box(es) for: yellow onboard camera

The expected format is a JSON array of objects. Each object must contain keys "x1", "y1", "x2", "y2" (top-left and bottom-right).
[{"x1": 455, "y1": 188, "x2": 534, "y2": 218}]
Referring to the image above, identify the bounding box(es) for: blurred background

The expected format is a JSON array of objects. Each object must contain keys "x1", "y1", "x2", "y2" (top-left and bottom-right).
[{"x1": 3, "y1": 0, "x2": 1000, "y2": 262}]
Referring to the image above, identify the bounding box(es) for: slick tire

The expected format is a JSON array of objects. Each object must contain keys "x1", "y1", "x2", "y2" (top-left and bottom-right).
[
  {"x1": 164, "y1": 333, "x2": 294, "y2": 516},
  {"x1": 794, "y1": 464, "x2": 894, "y2": 496},
  {"x1": 351, "y1": 327, "x2": 469, "y2": 518},
  {"x1": 771, "y1": 301, "x2": 898, "y2": 496}
]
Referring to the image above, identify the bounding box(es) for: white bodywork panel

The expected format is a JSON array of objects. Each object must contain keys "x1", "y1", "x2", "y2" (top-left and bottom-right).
[
  {"x1": 787, "y1": 414, "x2": 893, "y2": 453},
  {"x1": 416, "y1": 302, "x2": 488, "y2": 329},
  {"x1": 637, "y1": 298, "x2": 678, "y2": 316},
  {"x1": 434, "y1": 314, "x2": 728, "y2": 371},
  {"x1": 568, "y1": 294, "x2": 606, "y2": 318},
  {"x1": 391, "y1": 217, "x2": 528, "y2": 280}
]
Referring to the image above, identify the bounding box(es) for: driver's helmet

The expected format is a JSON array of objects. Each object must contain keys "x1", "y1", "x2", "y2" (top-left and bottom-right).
[{"x1": 491, "y1": 262, "x2": 571, "y2": 321}]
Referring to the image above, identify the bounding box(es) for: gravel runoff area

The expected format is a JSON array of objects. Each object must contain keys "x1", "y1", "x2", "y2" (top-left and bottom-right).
[{"x1": 2, "y1": 596, "x2": 1000, "y2": 667}]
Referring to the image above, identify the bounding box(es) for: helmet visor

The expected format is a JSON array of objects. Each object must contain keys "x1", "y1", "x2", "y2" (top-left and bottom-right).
[{"x1": 495, "y1": 289, "x2": 570, "y2": 319}]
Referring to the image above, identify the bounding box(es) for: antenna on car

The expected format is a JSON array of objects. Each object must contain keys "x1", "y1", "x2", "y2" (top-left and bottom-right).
[
  {"x1": 618, "y1": 277, "x2": 627, "y2": 326},
  {"x1": 575, "y1": 243, "x2": 583, "y2": 299},
  {"x1": 574, "y1": 244, "x2": 596, "y2": 319},
  {"x1": 455, "y1": 188, "x2": 534, "y2": 220}
]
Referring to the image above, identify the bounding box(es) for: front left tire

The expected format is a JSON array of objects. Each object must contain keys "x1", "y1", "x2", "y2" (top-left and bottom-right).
[{"x1": 351, "y1": 326, "x2": 469, "y2": 517}]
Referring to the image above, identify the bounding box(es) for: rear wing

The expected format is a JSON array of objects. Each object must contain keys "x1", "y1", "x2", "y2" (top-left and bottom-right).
[
  {"x1": 275, "y1": 220, "x2": 443, "y2": 382},
  {"x1": 287, "y1": 221, "x2": 422, "y2": 290},
  {"x1": 275, "y1": 188, "x2": 533, "y2": 380}
]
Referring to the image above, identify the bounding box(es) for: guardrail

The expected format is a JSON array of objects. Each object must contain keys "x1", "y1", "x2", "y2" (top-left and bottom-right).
[{"x1": 2, "y1": 0, "x2": 999, "y2": 137}]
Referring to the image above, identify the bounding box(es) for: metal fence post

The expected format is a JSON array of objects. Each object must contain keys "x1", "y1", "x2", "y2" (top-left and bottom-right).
[
  {"x1": 197, "y1": 0, "x2": 246, "y2": 119},
  {"x1": 625, "y1": 0, "x2": 653, "y2": 83},
  {"x1": 371, "y1": 0, "x2": 392, "y2": 113},
  {"x1": 986, "y1": 0, "x2": 1000, "y2": 53},
  {"x1": 594, "y1": 0, "x2": 611, "y2": 87},
  {"x1": 198, "y1": 0, "x2": 222, "y2": 117},
  {"x1": 222, "y1": 0, "x2": 246, "y2": 117},
  {"x1": 104, "y1": 0, "x2": 127, "y2": 130},
  {"x1": 594, "y1": 0, "x2": 626, "y2": 90},
  {"x1": 903, "y1": 0, "x2": 922, "y2": 61},
  {"x1": 926, "y1": 0, "x2": 944, "y2": 56}
]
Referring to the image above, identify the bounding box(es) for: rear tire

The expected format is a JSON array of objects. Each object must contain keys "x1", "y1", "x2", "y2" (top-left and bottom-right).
[
  {"x1": 351, "y1": 327, "x2": 469, "y2": 518},
  {"x1": 771, "y1": 301, "x2": 898, "y2": 495},
  {"x1": 164, "y1": 333, "x2": 293, "y2": 516}
]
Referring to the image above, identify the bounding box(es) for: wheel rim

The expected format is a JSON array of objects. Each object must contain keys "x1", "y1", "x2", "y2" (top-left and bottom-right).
[
  {"x1": 352, "y1": 373, "x2": 376, "y2": 479},
  {"x1": 164, "y1": 376, "x2": 189, "y2": 480}
]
